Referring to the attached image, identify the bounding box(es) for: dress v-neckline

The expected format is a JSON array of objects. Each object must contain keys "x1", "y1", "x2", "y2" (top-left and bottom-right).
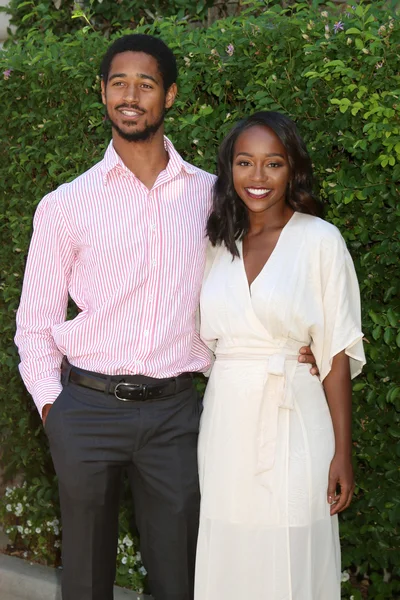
[{"x1": 239, "y1": 212, "x2": 297, "y2": 293}]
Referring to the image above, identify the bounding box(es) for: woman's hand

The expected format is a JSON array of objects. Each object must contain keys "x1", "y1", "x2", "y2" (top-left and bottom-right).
[{"x1": 327, "y1": 453, "x2": 355, "y2": 515}]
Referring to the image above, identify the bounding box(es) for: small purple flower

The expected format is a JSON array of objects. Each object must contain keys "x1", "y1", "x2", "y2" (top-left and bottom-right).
[
  {"x1": 3, "y1": 68, "x2": 12, "y2": 80},
  {"x1": 333, "y1": 21, "x2": 345, "y2": 34},
  {"x1": 226, "y1": 43, "x2": 234, "y2": 56}
]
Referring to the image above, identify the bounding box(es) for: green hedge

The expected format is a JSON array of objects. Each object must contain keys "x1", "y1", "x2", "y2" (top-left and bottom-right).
[
  {"x1": 0, "y1": 2, "x2": 399, "y2": 597},
  {"x1": 1, "y1": 0, "x2": 233, "y2": 40}
]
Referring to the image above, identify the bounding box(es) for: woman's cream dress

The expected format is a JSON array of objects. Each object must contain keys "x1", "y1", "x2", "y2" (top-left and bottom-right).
[{"x1": 195, "y1": 212, "x2": 365, "y2": 600}]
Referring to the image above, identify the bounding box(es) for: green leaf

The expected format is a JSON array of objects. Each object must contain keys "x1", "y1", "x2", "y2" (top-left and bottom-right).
[
  {"x1": 383, "y1": 328, "x2": 394, "y2": 345},
  {"x1": 353, "y1": 382, "x2": 367, "y2": 392},
  {"x1": 387, "y1": 309, "x2": 398, "y2": 328}
]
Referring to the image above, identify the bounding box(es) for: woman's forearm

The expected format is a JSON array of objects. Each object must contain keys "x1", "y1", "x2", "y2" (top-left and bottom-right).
[{"x1": 322, "y1": 350, "x2": 352, "y2": 457}]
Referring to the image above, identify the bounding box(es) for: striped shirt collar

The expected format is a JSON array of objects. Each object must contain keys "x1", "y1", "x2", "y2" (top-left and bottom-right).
[{"x1": 101, "y1": 136, "x2": 197, "y2": 185}]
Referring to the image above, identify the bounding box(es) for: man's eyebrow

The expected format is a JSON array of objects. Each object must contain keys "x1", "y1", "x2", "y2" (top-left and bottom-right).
[
  {"x1": 235, "y1": 151, "x2": 285, "y2": 158},
  {"x1": 108, "y1": 72, "x2": 159, "y2": 84}
]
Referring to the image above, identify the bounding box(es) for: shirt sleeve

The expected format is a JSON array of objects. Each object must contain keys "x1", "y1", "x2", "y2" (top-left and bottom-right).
[
  {"x1": 311, "y1": 229, "x2": 366, "y2": 382},
  {"x1": 199, "y1": 242, "x2": 220, "y2": 376},
  {"x1": 15, "y1": 192, "x2": 74, "y2": 416}
]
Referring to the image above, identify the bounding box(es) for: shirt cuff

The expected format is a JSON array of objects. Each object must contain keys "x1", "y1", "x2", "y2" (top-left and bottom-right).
[{"x1": 32, "y1": 379, "x2": 63, "y2": 418}]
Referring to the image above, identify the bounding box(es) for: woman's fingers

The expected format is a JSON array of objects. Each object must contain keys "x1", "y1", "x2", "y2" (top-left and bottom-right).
[{"x1": 329, "y1": 483, "x2": 355, "y2": 515}]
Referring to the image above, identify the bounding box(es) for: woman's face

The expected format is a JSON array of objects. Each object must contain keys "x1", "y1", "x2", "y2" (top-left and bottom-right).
[{"x1": 232, "y1": 124, "x2": 290, "y2": 216}]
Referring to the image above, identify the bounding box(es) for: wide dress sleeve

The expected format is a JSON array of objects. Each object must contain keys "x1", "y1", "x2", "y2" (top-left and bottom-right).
[{"x1": 311, "y1": 228, "x2": 366, "y2": 382}]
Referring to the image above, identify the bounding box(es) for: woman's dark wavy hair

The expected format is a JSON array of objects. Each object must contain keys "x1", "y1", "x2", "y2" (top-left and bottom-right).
[{"x1": 207, "y1": 111, "x2": 323, "y2": 257}]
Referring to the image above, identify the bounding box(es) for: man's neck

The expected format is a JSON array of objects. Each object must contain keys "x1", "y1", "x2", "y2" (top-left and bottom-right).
[{"x1": 112, "y1": 128, "x2": 169, "y2": 190}]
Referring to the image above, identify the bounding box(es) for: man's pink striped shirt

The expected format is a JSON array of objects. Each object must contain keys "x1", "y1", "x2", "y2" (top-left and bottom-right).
[{"x1": 15, "y1": 137, "x2": 216, "y2": 415}]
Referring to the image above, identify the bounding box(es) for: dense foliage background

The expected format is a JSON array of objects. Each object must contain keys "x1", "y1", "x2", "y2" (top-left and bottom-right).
[{"x1": 0, "y1": 1, "x2": 399, "y2": 597}]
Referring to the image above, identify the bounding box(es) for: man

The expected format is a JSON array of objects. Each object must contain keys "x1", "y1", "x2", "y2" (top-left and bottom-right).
[{"x1": 15, "y1": 34, "x2": 317, "y2": 600}]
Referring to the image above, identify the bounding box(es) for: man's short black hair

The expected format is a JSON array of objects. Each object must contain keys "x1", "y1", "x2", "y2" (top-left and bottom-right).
[{"x1": 100, "y1": 34, "x2": 177, "y2": 92}]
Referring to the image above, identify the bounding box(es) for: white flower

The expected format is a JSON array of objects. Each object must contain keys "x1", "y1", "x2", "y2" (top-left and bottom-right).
[
  {"x1": 135, "y1": 552, "x2": 142, "y2": 561},
  {"x1": 17, "y1": 526, "x2": 23, "y2": 533},
  {"x1": 128, "y1": 568, "x2": 133, "y2": 574},
  {"x1": 54, "y1": 540, "x2": 61, "y2": 548},
  {"x1": 27, "y1": 520, "x2": 32, "y2": 527},
  {"x1": 35, "y1": 527, "x2": 41, "y2": 534},
  {"x1": 193, "y1": 139, "x2": 199, "y2": 145},
  {"x1": 139, "y1": 566, "x2": 147, "y2": 576},
  {"x1": 24, "y1": 528, "x2": 30, "y2": 534},
  {"x1": 122, "y1": 535, "x2": 133, "y2": 548},
  {"x1": 347, "y1": 37, "x2": 353, "y2": 45},
  {"x1": 321, "y1": 11, "x2": 329, "y2": 18},
  {"x1": 6, "y1": 504, "x2": 12, "y2": 512},
  {"x1": 341, "y1": 571, "x2": 350, "y2": 582},
  {"x1": 121, "y1": 556, "x2": 128, "y2": 564}
]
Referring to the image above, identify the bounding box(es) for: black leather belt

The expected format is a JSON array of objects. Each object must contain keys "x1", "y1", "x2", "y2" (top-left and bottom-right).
[{"x1": 62, "y1": 359, "x2": 193, "y2": 402}]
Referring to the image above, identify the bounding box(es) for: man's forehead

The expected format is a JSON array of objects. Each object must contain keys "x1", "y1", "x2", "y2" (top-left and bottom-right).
[{"x1": 110, "y1": 51, "x2": 159, "y2": 71}]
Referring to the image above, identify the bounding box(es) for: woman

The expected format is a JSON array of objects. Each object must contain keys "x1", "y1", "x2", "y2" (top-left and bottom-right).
[{"x1": 195, "y1": 112, "x2": 365, "y2": 600}]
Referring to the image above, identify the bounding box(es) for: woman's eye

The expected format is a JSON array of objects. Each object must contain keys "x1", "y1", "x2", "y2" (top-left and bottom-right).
[
  {"x1": 237, "y1": 161, "x2": 251, "y2": 167},
  {"x1": 268, "y1": 162, "x2": 282, "y2": 168}
]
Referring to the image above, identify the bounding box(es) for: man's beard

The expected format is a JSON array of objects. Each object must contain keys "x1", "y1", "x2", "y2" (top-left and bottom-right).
[{"x1": 106, "y1": 106, "x2": 165, "y2": 142}]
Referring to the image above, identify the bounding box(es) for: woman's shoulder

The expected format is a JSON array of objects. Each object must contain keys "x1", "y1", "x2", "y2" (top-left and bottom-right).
[{"x1": 294, "y1": 212, "x2": 345, "y2": 246}]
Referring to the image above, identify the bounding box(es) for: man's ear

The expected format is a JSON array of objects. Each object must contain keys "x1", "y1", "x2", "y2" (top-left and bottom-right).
[
  {"x1": 101, "y1": 79, "x2": 106, "y2": 105},
  {"x1": 165, "y1": 83, "x2": 177, "y2": 109}
]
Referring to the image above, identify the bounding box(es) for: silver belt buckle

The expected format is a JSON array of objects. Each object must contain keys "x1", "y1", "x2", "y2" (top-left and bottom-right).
[{"x1": 114, "y1": 382, "x2": 145, "y2": 401}]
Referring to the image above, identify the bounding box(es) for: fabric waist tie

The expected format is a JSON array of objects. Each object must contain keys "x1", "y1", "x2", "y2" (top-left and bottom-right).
[{"x1": 215, "y1": 345, "x2": 305, "y2": 484}]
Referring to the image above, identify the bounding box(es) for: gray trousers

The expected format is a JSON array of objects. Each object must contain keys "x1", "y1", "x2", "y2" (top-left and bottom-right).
[{"x1": 45, "y1": 374, "x2": 201, "y2": 600}]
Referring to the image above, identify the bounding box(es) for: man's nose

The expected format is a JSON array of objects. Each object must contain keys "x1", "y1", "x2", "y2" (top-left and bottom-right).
[{"x1": 123, "y1": 83, "x2": 139, "y2": 103}]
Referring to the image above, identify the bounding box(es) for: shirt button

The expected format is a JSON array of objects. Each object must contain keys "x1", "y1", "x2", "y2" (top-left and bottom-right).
[
  {"x1": 148, "y1": 295, "x2": 153, "y2": 302},
  {"x1": 144, "y1": 330, "x2": 149, "y2": 337},
  {"x1": 152, "y1": 259, "x2": 156, "y2": 267},
  {"x1": 151, "y1": 223, "x2": 156, "y2": 231}
]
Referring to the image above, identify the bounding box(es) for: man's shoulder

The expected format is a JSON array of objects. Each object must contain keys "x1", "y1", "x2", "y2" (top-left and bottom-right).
[
  {"x1": 42, "y1": 155, "x2": 106, "y2": 207},
  {"x1": 182, "y1": 160, "x2": 217, "y2": 184}
]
